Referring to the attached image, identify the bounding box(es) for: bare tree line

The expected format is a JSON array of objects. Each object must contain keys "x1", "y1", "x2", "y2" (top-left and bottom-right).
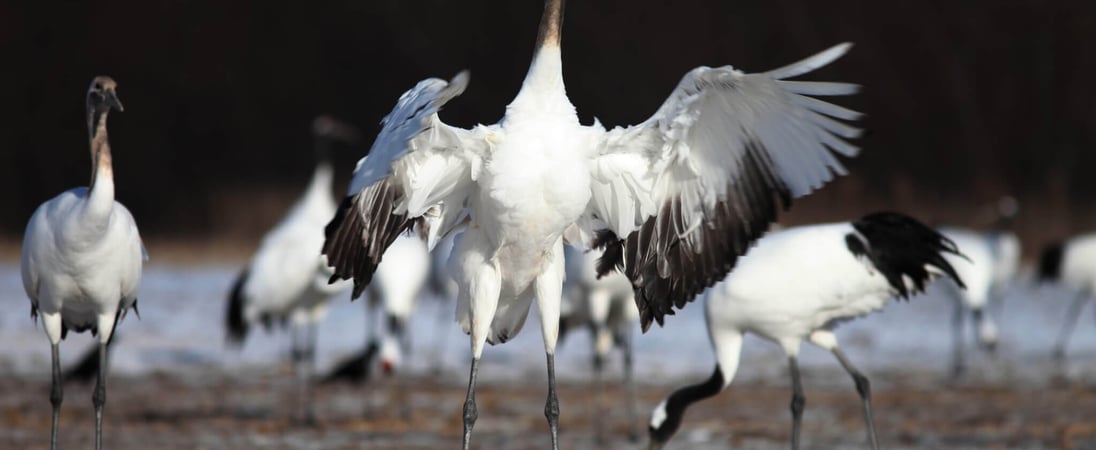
[{"x1": 2, "y1": 0, "x2": 1093, "y2": 246}]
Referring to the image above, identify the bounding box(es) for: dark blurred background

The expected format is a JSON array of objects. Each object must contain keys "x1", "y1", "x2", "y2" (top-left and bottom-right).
[{"x1": 2, "y1": 0, "x2": 1094, "y2": 259}]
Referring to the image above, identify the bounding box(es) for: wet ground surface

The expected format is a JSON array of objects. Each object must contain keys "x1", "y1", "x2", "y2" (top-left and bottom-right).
[{"x1": 2, "y1": 366, "x2": 1096, "y2": 450}]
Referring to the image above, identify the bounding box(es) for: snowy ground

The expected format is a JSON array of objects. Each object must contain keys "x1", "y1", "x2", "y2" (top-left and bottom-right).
[
  {"x1": 3, "y1": 263, "x2": 1096, "y2": 449},
  {"x1": 3, "y1": 263, "x2": 1096, "y2": 383}
]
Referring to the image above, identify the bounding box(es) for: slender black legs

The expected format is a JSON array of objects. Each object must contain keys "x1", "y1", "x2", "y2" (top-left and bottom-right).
[
  {"x1": 590, "y1": 327, "x2": 636, "y2": 443},
  {"x1": 1054, "y1": 292, "x2": 1089, "y2": 361},
  {"x1": 788, "y1": 356, "x2": 805, "y2": 450},
  {"x1": 291, "y1": 323, "x2": 318, "y2": 425},
  {"x1": 462, "y1": 357, "x2": 480, "y2": 450},
  {"x1": 970, "y1": 308, "x2": 997, "y2": 353},
  {"x1": 49, "y1": 343, "x2": 62, "y2": 450},
  {"x1": 950, "y1": 299, "x2": 966, "y2": 377},
  {"x1": 591, "y1": 349, "x2": 606, "y2": 444},
  {"x1": 92, "y1": 342, "x2": 108, "y2": 450},
  {"x1": 621, "y1": 328, "x2": 639, "y2": 442},
  {"x1": 832, "y1": 348, "x2": 880, "y2": 450},
  {"x1": 545, "y1": 353, "x2": 560, "y2": 450}
]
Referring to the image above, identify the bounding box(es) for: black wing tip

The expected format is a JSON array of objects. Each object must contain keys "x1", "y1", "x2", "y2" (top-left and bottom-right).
[
  {"x1": 323, "y1": 183, "x2": 414, "y2": 301},
  {"x1": 625, "y1": 164, "x2": 785, "y2": 334},
  {"x1": 225, "y1": 268, "x2": 251, "y2": 346},
  {"x1": 323, "y1": 194, "x2": 368, "y2": 299},
  {"x1": 1037, "y1": 241, "x2": 1065, "y2": 283},
  {"x1": 324, "y1": 195, "x2": 358, "y2": 249},
  {"x1": 850, "y1": 211, "x2": 967, "y2": 296}
]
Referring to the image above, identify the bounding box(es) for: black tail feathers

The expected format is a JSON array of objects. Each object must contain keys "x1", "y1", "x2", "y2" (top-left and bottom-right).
[
  {"x1": 322, "y1": 341, "x2": 380, "y2": 385},
  {"x1": 63, "y1": 339, "x2": 116, "y2": 384},
  {"x1": 225, "y1": 268, "x2": 251, "y2": 346},
  {"x1": 846, "y1": 211, "x2": 965, "y2": 299},
  {"x1": 1038, "y1": 241, "x2": 1064, "y2": 282}
]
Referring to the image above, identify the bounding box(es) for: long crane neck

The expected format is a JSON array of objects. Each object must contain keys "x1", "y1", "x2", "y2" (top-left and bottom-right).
[
  {"x1": 305, "y1": 157, "x2": 335, "y2": 201},
  {"x1": 651, "y1": 367, "x2": 727, "y2": 445},
  {"x1": 301, "y1": 135, "x2": 336, "y2": 207},
  {"x1": 535, "y1": 0, "x2": 564, "y2": 50},
  {"x1": 511, "y1": 0, "x2": 572, "y2": 117},
  {"x1": 86, "y1": 109, "x2": 115, "y2": 217}
]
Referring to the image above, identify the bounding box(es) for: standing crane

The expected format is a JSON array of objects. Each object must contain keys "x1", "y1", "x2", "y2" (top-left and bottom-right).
[
  {"x1": 21, "y1": 76, "x2": 145, "y2": 450},
  {"x1": 224, "y1": 116, "x2": 356, "y2": 423}
]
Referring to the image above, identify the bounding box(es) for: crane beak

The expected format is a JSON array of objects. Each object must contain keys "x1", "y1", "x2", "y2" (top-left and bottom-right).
[{"x1": 105, "y1": 90, "x2": 124, "y2": 112}]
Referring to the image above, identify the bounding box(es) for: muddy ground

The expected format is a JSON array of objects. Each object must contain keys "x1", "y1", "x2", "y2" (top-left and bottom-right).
[{"x1": 2, "y1": 366, "x2": 1095, "y2": 450}]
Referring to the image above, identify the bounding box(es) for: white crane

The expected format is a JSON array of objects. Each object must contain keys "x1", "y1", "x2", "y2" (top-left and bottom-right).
[
  {"x1": 559, "y1": 245, "x2": 640, "y2": 442},
  {"x1": 322, "y1": 1, "x2": 863, "y2": 447},
  {"x1": 21, "y1": 76, "x2": 144, "y2": 450},
  {"x1": 370, "y1": 232, "x2": 435, "y2": 373},
  {"x1": 1038, "y1": 232, "x2": 1096, "y2": 360},
  {"x1": 224, "y1": 115, "x2": 356, "y2": 423},
  {"x1": 936, "y1": 225, "x2": 1019, "y2": 375},
  {"x1": 646, "y1": 212, "x2": 965, "y2": 450},
  {"x1": 341, "y1": 234, "x2": 431, "y2": 378},
  {"x1": 324, "y1": 232, "x2": 433, "y2": 383}
]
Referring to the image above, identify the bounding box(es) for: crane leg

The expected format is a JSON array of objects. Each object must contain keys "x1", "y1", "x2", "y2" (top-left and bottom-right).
[
  {"x1": 832, "y1": 347, "x2": 879, "y2": 450},
  {"x1": 295, "y1": 322, "x2": 318, "y2": 425},
  {"x1": 535, "y1": 243, "x2": 564, "y2": 450},
  {"x1": 92, "y1": 342, "x2": 108, "y2": 450},
  {"x1": 544, "y1": 354, "x2": 561, "y2": 450},
  {"x1": 461, "y1": 245, "x2": 500, "y2": 450},
  {"x1": 50, "y1": 343, "x2": 63, "y2": 450},
  {"x1": 1054, "y1": 292, "x2": 1089, "y2": 361},
  {"x1": 950, "y1": 299, "x2": 965, "y2": 378},
  {"x1": 621, "y1": 326, "x2": 639, "y2": 442},
  {"x1": 592, "y1": 328, "x2": 606, "y2": 445},
  {"x1": 462, "y1": 357, "x2": 480, "y2": 450},
  {"x1": 788, "y1": 356, "x2": 805, "y2": 450}
]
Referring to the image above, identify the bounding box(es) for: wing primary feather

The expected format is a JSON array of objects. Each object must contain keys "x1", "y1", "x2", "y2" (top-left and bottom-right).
[
  {"x1": 815, "y1": 128, "x2": 861, "y2": 157},
  {"x1": 765, "y1": 42, "x2": 853, "y2": 80},
  {"x1": 805, "y1": 110, "x2": 864, "y2": 139},
  {"x1": 790, "y1": 94, "x2": 864, "y2": 121},
  {"x1": 322, "y1": 179, "x2": 414, "y2": 299},
  {"x1": 587, "y1": 44, "x2": 864, "y2": 331},
  {"x1": 776, "y1": 80, "x2": 860, "y2": 96},
  {"x1": 620, "y1": 138, "x2": 791, "y2": 331}
]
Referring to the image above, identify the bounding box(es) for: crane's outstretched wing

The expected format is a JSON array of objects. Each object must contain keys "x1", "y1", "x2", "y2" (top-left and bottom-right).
[
  {"x1": 324, "y1": 72, "x2": 492, "y2": 298},
  {"x1": 583, "y1": 43, "x2": 863, "y2": 331}
]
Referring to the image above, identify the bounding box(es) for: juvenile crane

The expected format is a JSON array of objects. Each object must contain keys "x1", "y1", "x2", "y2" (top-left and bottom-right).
[
  {"x1": 21, "y1": 76, "x2": 145, "y2": 450},
  {"x1": 646, "y1": 212, "x2": 965, "y2": 450},
  {"x1": 323, "y1": 1, "x2": 863, "y2": 447}
]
